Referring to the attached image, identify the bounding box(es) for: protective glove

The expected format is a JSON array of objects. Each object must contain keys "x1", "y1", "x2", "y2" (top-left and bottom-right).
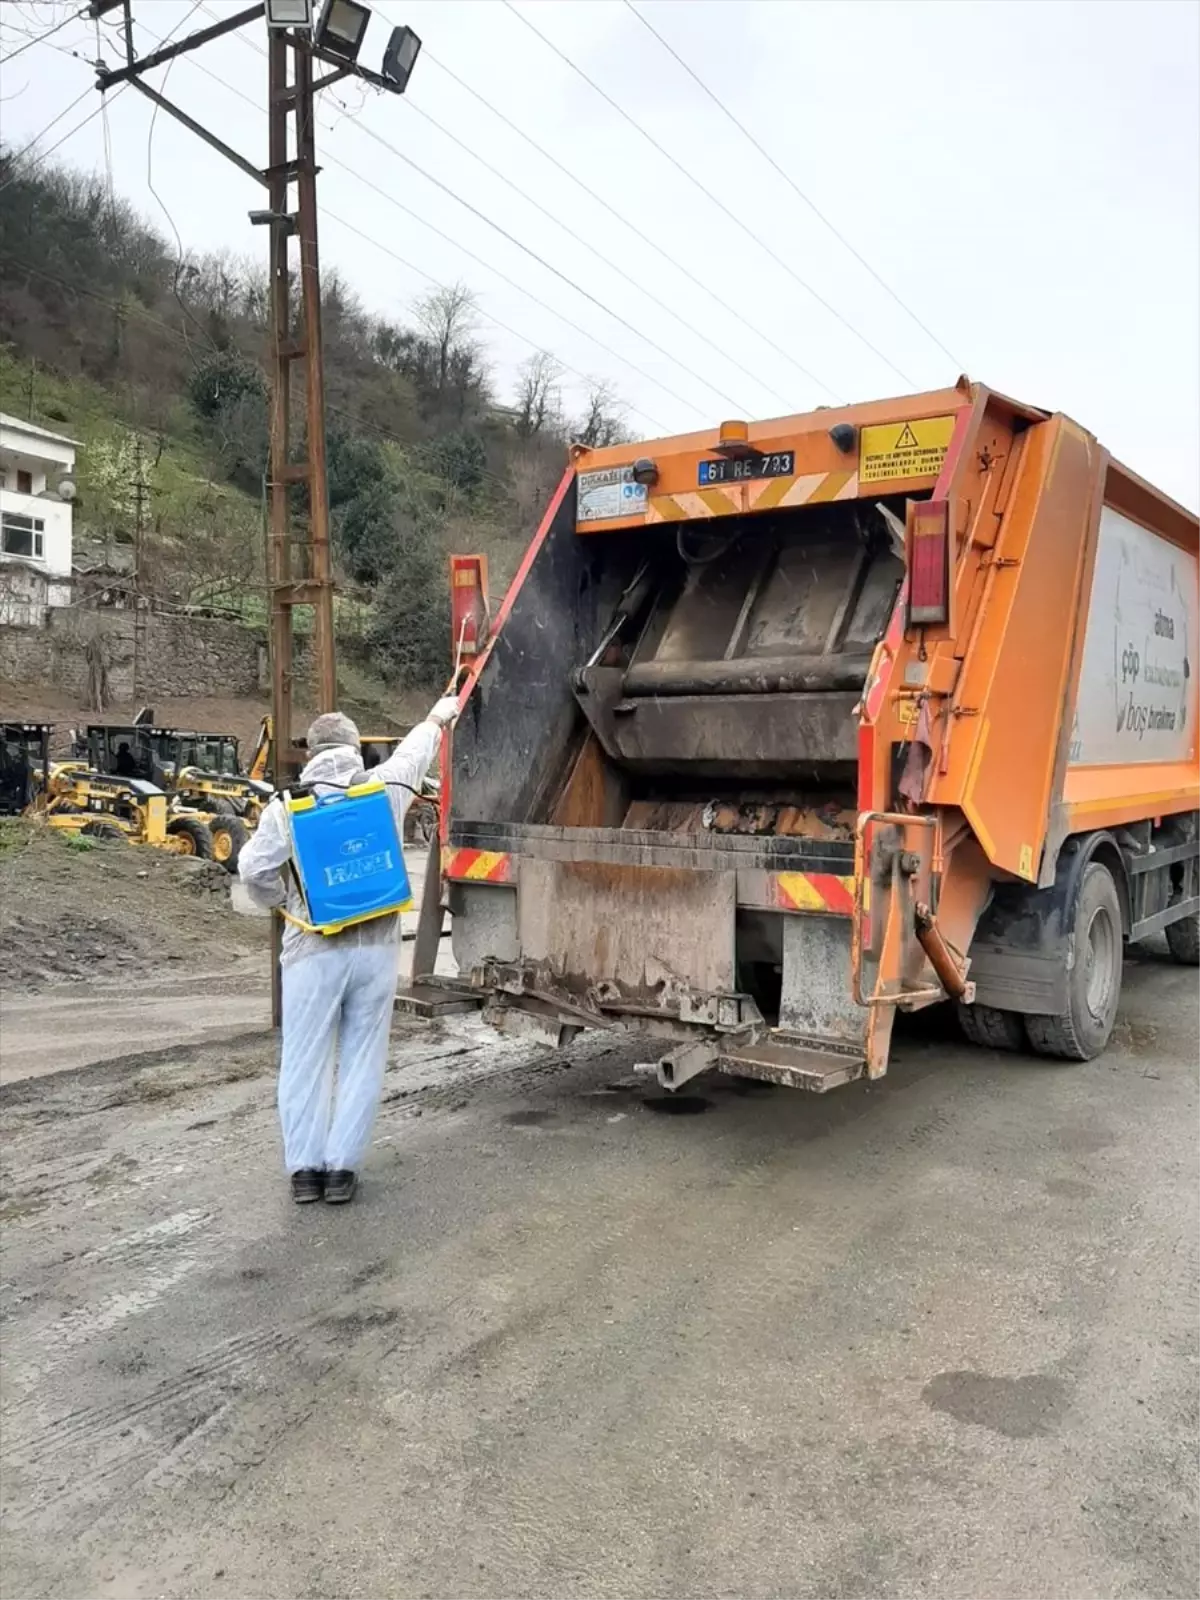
[{"x1": 426, "y1": 695, "x2": 461, "y2": 729}]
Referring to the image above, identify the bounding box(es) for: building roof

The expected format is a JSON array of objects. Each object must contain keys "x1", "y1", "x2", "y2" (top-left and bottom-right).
[{"x1": 0, "y1": 411, "x2": 80, "y2": 449}]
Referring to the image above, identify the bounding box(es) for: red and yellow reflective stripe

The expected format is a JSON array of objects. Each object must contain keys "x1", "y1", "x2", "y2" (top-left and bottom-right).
[
  {"x1": 773, "y1": 871, "x2": 856, "y2": 916},
  {"x1": 644, "y1": 469, "x2": 859, "y2": 525},
  {"x1": 442, "y1": 848, "x2": 514, "y2": 884}
]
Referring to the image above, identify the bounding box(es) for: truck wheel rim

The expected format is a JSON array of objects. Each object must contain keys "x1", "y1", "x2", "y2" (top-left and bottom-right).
[
  {"x1": 176, "y1": 833, "x2": 196, "y2": 855},
  {"x1": 213, "y1": 831, "x2": 232, "y2": 862},
  {"x1": 1084, "y1": 906, "x2": 1116, "y2": 1021}
]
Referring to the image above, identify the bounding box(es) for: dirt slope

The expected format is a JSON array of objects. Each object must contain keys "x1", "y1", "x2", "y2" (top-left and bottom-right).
[{"x1": 0, "y1": 819, "x2": 267, "y2": 992}]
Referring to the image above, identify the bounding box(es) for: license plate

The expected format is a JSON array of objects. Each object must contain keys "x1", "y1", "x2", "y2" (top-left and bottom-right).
[{"x1": 698, "y1": 450, "x2": 794, "y2": 485}]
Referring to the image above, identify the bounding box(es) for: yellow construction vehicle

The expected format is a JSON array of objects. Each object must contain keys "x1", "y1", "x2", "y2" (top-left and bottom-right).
[
  {"x1": 1, "y1": 722, "x2": 52, "y2": 816},
  {"x1": 4, "y1": 722, "x2": 218, "y2": 857},
  {"x1": 75, "y1": 721, "x2": 266, "y2": 869},
  {"x1": 39, "y1": 764, "x2": 215, "y2": 856}
]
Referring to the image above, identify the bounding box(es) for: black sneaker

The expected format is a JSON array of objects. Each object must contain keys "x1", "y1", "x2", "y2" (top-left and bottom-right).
[
  {"x1": 290, "y1": 1168, "x2": 324, "y2": 1204},
  {"x1": 324, "y1": 1170, "x2": 357, "y2": 1205}
]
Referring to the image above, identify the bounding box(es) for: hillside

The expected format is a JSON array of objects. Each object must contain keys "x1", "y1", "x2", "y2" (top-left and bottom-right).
[{"x1": 0, "y1": 149, "x2": 628, "y2": 702}]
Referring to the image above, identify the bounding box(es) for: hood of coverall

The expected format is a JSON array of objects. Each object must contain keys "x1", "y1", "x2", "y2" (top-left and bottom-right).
[{"x1": 298, "y1": 743, "x2": 364, "y2": 793}]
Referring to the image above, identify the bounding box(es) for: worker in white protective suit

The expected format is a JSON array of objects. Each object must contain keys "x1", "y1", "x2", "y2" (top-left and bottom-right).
[{"x1": 238, "y1": 700, "x2": 459, "y2": 1205}]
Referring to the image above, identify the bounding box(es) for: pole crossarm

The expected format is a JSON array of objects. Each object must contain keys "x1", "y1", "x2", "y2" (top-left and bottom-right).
[{"x1": 94, "y1": 3, "x2": 266, "y2": 89}]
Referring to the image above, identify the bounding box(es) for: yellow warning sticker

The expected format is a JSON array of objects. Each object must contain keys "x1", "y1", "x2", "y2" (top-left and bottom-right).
[
  {"x1": 1018, "y1": 844, "x2": 1034, "y2": 879},
  {"x1": 859, "y1": 414, "x2": 957, "y2": 484},
  {"x1": 896, "y1": 698, "x2": 919, "y2": 727}
]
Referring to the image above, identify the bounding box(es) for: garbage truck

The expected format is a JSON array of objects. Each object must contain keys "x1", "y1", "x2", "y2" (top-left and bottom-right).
[{"x1": 423, "y1": 378, "x2": 1198, "y2": 1091}]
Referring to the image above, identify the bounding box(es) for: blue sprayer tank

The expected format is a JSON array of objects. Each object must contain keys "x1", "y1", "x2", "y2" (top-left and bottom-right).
[{"x1": 284, "y1": 780, "x2": 412, "y2": 935}]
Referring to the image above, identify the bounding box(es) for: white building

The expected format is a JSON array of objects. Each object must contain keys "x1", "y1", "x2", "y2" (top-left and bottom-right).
[{"x1": 0, "y1": 412, "x2": 79, "y2": 625}]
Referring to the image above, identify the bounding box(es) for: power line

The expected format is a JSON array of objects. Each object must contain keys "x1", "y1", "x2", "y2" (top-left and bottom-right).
[
  {"x1": 1, "y1": 83, "x2": 91, "y2": 167},
  {"x1": 317, "y1": 206, "x2": 670, "y2": 435},
  {"x1": 0, "y1": 85, "x2": 127, "y2": 194},
  {"x1": 623, "y1": 0, "x2": 963, "y2": 371},
  {"x1": 502, "y1": 0, "x2": 919, "y2": 390},
  {"x1": 143, "y1": 1, "x2": 214, "y2": 363},
  {"x1": 406, "y1": 42, "x2": 841, "y2": 404},
  {"x1": 345, "y1": 115, "x2": 749, "y2": 418},
  {"x1": 0, "y1": 2, "x2": 86, "y2": 67},
  {"x1": 402, "y1": 95, "x2": 796, "y2": 413},
  {"x1": 133, "y1": 12, "x2": 672, "y2": 435},
  {"x1": 320, "y1": 152, "x2": 684, "y2": 428},
  {"x1": 191, "y1": 4, "x2": 750, "y2": 421},
  {"x1": 138, "y1": 23, "x2": 665, "y2": 429}
]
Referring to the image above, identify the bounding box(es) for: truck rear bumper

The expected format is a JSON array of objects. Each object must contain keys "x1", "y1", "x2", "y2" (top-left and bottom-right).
[{"x1": 445, "y1": 822, "x2": 873, "y2": 1092}]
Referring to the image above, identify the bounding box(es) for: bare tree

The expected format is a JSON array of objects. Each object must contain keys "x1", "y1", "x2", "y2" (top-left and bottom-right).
[
  {"x1": 413, "y1": 282, "x2": 480, "y2": 397},
  {"x1": 513, "y1": 350, "x2": 563, "y2": 439},
  {"x1": 574, "y1": 380, "x2": 631, "y2": 448},
  {"x1": 506, "y1": 447, "x2": 561, "y2": 530}
]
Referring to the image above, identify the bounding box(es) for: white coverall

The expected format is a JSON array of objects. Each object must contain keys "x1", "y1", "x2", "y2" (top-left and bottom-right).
[{"x1": 238, "y1": 721, "x2": 441, "y2": 1174}]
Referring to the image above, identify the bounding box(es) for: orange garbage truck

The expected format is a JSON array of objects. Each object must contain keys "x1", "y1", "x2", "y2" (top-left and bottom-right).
[{"x1": 432, "y1": 378, "x2": 1198, "y2": 1091}]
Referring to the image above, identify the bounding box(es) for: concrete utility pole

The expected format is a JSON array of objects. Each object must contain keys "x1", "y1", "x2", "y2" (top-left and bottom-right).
[{"x1": 88, "y1": 0, "x2": 422, "y2": 1020}]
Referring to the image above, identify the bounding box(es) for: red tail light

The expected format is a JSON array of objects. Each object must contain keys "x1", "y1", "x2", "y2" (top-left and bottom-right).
[{"x1": 907, "y1": 499, "x2": 950, "y2": 627}]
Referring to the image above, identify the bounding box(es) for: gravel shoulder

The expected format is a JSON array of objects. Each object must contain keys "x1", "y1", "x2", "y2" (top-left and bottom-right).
[{"x1": 1, "y1": 941, "x2": 1195, "y2": 1600}]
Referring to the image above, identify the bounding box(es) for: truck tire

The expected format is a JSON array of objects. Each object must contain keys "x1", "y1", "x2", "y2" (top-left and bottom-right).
[
  {"x1": 1165, "y1": 909, "x2": 1200, "y2": 966},
  {"x1": 957, "y1": 1002, "x2": 1026, "y2": 1052},
  {"x1": 1026, "y1": 862, "x2": 1122, "y2": 1061},
  {"x1": 166, "y1": 817, "x2": 213, "y2": 859},
  {"x1": 208, "y1": 815, "x2": 250, "y2": 873}
]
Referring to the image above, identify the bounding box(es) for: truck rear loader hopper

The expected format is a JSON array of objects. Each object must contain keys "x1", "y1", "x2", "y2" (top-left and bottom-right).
[{"x1": 426, "y1": 378, "x2": 1199, "y2": 1092}]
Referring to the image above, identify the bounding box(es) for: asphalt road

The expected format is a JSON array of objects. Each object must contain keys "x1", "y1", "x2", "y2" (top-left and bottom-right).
[{"x1": 1, "y1": 943, "x2": 1196, "y2": 1600}]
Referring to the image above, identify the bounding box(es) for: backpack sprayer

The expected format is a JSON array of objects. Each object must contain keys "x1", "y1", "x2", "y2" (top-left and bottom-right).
[
  {"x1": 278, "y1": 627, "x2": 473, "y2": 936},
  {"x1": 282, "y1": 779, "x2": 413, "y2": 936}
]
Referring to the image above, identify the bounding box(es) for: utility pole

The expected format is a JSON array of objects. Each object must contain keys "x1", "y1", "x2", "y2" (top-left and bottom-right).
[
  {"x1": 131, "y1": 433, "x2": 147, "y2": 702},
  {"x1": 88, "y1": 0, "x2": 423, "y2": 1023}
]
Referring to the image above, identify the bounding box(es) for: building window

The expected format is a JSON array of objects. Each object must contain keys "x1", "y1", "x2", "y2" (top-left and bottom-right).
[
  {"x1": 1, "y1": 512, "x2": 45, "y2": 561},
  {"x1": 16, "y1": 469, "x2": 33, "y2": 494}
]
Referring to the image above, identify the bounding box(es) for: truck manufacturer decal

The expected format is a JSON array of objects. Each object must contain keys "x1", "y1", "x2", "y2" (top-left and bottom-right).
[
  {"x1": 859, "y1": 415, "x2": 956, "y2": 483},
  {"x1": 1070, "y1": 506, "x2": 1197, "y2": 766}
]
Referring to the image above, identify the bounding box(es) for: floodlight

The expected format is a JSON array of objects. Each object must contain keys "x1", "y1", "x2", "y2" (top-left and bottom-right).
[
  {"x1": 315, "y1": 0, "x2": 370, "y2": 61},
  {"x1": 265, "y1": 0, "x2": 314, "y2": 27},
  {"x1": 381, "y1": 25, "x2": 421, "y2": 93}
]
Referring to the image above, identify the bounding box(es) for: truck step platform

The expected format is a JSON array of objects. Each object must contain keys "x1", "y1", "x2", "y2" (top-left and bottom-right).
[
  {"x1": 717, "y1": 1034, "x2": 864, "y2": 1093},
  {"x1": 394, "y1": 983, "x2": 483, "y2": 1018}
]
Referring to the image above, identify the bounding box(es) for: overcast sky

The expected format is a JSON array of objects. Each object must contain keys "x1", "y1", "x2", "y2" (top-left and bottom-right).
[{"x1": 2, "y1": 0, "x2": 1197, "y2": 508}]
